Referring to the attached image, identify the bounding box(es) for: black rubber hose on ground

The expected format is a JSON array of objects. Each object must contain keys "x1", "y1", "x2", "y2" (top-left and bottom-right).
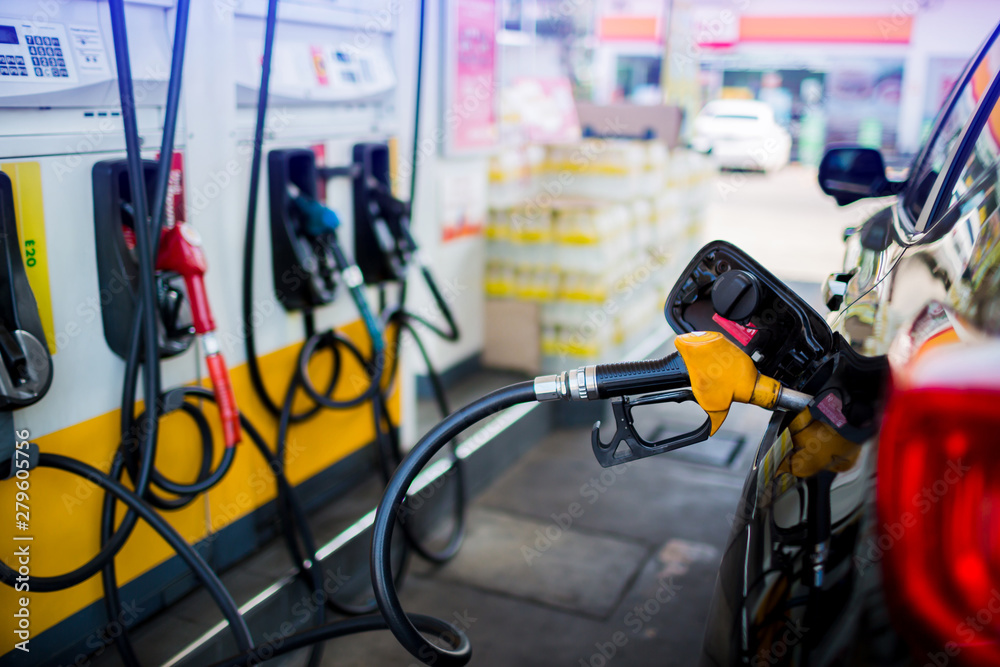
[
  {"x1": 375, "y1": 315, "x2": 466, "y2": 564},
  {"x1": 207, "y1": 613, "x2": 468, "y2": 667},
  {"x1": 38, "y1": 453, "x2": 253, "y2": 654},
  {"x1": 371, "y1": 381, "x2": 538, "y2": 667}
]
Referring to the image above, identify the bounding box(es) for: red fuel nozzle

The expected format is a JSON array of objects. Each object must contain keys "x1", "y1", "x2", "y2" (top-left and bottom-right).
[{"x1": 157, "y1": 224, "x2": 241, "y2": 447}]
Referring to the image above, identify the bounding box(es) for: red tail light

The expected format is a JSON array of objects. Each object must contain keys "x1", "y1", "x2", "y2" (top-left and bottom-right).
[{"x1": 877, "y1": 342, "x2": 1000, "y2": 665}]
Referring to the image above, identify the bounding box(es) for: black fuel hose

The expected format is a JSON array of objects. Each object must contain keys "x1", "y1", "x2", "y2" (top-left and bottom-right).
[
  {"x1": 272, "y1": 341, "x2": 409, "y2": 618},
  {"x1": 412, "y1": 265, "x2": 460, "y2": 342},
  {"x1": 240, "y1": 0, "x2": 329, "y2": 422},
  {"x1": 100, "y1": 4, "x2": 204, "y2": 661},
  {"x1": 108, "y1": 0, "x2": 161, "y2": 512},
  {"x1": 36, "y1": 453, "x2": 253, "y2": 653},
  {"x1": 369, "y1": 354, "x2": 694, "y2": 665},
  {"x1": 294, "y1": 330, "x2": 384, "y2": 411},
  {"x1": 141, "y1": 399, "x2": 236, "y2": 497},
  {"x1": 408, "y1": 0, "x2": 426, "y2": 207},
  {"x1": 371, "y1": 381, "x2": 537, "y2": 667},
  {"x1": 208, "y1": 613, "x2": 468, "y2": 667},
  {"x1": 101, "y1": 387, "x2": 337, "y2": 667},
  {"x1": 375, "y1": 312, "x2": 466, "y2": 564}
]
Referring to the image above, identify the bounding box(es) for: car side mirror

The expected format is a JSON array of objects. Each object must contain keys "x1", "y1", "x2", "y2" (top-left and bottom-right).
[{"x1": 818, "y1": 145, "x2": 899, "y2": 206}]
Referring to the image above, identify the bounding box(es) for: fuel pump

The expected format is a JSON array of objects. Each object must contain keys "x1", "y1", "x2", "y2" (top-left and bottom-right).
[
  {"x1": 234, "y1": 0, "x2": 409, "y2": 634},
  {"x1": 93, "y1": 153, "x2": 242, "y2": 449},
  {"x1": 239, "y1": 0, "x2": 467, "y2": 590},
  {"x1": 1, "y1": 0, "x2": 451, "y2": 663},
  {"x1": 351, "y1": 141, "x2": 460, "y2": 343},
  {"x1": 265, "y1": 147, "x2": 384, "y2": 351},
  {"x1": 352, "y1": 142, "x2": 415, "y2": 285},
  {"x1": 2, "y1": 1, "x2": 255, "y2": 664},
  {"x1": 341, "y1": 0, "x2": 468, "y2": 566},
  {"x1": 92, "y1": 158, "x2": 195, "y2": 359}
]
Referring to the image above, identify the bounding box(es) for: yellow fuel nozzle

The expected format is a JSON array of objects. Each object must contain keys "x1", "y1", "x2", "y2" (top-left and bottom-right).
[{"x1": 674, "y1": 331, "x2": 810, "y2": 435}]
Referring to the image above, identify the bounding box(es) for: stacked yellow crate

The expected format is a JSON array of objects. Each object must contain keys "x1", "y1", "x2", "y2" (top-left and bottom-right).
[{"x1": 485, "y1": 142, "x2": 713, "y2": 373}]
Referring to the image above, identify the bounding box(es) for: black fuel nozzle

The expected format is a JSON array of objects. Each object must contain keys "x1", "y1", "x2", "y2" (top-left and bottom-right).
[
  {"x1": 369, "y1": 179, "x2": 418, "y2": 266},
  {"x1": 287, "y1": 185, "x2": 385, "y2": 354},
  {"x1": 0, "y1": 173, "x2": 52, "y2": 410},
  {"x1": 0, "y1": 326, "x2": 28, "y2": 387},
  {"x1": 532, "y1": 351, "x2": 706, "y2": 468},
  {"x1": 535, "y1": 332, "x2": 814, "y2": 468}
]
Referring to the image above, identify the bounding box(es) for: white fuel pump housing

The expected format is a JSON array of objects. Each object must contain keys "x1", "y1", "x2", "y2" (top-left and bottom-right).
[{"x1": 0, "y1": 0, "x2": 172, "y2": 108}]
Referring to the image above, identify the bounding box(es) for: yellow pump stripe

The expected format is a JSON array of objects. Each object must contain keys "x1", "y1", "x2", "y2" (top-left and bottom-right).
[
  {"x1": 0, "y1": 319, "x2": 398, "y2": 642},
  {"x1": 1, "y1": 162, "x2": 56, "y2": 353}
]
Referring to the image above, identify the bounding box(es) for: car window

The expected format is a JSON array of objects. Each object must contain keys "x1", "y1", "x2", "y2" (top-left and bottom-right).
[
  {"x1": 933, "y1": 74, "x2": 1000, "y2": 231},
  {"x1": 904, "y1": 29, "x2": 1000, "y2": 226},
  {"x1": 947, "y1": 91, "x2": 1000, "y2": 210},
  {"x1": 932, "y1": 85, "x2": 1000, "y2": 333}
]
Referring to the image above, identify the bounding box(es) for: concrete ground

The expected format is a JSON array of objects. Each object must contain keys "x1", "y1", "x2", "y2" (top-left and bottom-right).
[{"x1": 703, "y1": 163, "x2": 866, "y2": 283}]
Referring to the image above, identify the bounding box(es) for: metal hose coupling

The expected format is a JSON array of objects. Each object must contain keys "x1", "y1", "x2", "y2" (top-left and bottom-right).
[
  {"x1": 533, "y1": 367, "x2": 592, "y2": 402},
  {"x1": 533, "y1": 353, "x2": 690, "y2": 402}
]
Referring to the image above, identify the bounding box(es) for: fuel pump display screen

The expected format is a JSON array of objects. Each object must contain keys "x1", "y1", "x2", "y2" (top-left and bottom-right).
[{"x1": 0, "y1": 26, "x2": 18, "y2": 45}]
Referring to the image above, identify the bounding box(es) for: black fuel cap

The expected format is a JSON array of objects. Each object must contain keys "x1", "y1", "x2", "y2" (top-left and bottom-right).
[{"x1": 711, "y1": 270, "x2": 761, "y2": 322}]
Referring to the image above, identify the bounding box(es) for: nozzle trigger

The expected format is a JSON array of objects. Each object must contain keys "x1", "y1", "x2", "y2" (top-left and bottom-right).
[{"x1": 590, "y1": 390, "x2": 712, "y2": 468}]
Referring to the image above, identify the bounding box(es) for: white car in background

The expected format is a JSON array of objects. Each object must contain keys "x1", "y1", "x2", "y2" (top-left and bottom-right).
[{"x1": 691, "y1": 100, "x2": 792, "y2": 172}]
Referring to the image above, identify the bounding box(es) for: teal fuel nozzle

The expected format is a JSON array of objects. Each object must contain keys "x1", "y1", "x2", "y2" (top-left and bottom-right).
[
  {"x1": 288, "y1": 185, "x2": 385, "y2": 355},
  {"x1": 292, "y1": 190, "x2": 341, "y2": 236}
]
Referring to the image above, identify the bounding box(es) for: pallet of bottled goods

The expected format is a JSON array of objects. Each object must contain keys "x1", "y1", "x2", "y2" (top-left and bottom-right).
[{"x1": 483, "y1": 140, "x2": 713, "y2": 374}]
